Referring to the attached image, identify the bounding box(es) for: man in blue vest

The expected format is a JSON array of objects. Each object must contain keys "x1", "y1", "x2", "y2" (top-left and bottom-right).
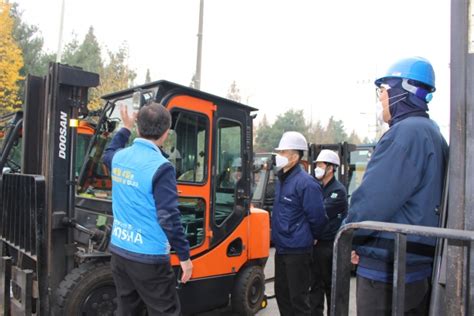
[
  {"x1": 103, "y1": 103, "x2": 192, "y2": 316},
  {"x1": 344, "y1": 57, "x2": 448, "y2": 315}
]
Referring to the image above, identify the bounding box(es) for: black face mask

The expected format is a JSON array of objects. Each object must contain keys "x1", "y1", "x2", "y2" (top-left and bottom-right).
[{"x1": 386, "y1": 81, "x2": 429, "y2": 127}]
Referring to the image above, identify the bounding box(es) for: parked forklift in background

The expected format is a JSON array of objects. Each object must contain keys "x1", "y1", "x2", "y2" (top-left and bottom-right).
[{"x1": 0, "y1": 63, "x2": 270, "y2": 315}]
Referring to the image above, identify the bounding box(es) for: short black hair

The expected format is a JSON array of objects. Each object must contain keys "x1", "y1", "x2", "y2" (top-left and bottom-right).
[{"x1": 137, "y1": 102, "x2": 171, "y2": 140}]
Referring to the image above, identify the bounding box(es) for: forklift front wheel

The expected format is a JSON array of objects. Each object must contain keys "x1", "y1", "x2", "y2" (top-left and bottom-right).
[
  {"x1": 54, "y1": 261, "x2": 117, "y2": 315},
  {"x1": 231, "y1": 265, "x2": 265, "y2": 315}
]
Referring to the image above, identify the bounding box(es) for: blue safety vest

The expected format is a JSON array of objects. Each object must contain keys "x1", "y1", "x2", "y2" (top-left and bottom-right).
[{"x1": 110, "y1": 138, "x2": 170, "y2": 255}]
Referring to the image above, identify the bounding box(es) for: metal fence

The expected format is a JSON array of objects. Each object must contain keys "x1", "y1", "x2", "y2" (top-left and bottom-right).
[{"x1": 330, "y1": 221, "x2": 474, "y2": 316}]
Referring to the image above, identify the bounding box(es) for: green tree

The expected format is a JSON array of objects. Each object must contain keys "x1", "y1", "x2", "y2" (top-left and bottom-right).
[
  {"x1": 61, "y1": 29, "x2": 135, "y2": 110},
  {"x1": 254, "y1": 114, "x2": 273, "y2": 152},
  {"x1": 62, "y1": 27, "x2": 102, "y2": 74},
  {"x1": 362, "y1": 136, "x2": 373, "y2": 144},
  {"x1": 227, "y1": 80, "x2": 241, "y2": 102},
  {"x1": 307, "y1": 120, "x2": 326, "y2": 144},
  {"x1": 255, "y1": 109, "x2": 309, "y2": 152},
  {"x1": 325, "y1": 116, "x2": 348, "y2": 143},
  {"x1": 0, "y1": 0, "x2": 23, "y2": 115},
  {"x1": 347, "y1": 130, "x2": 362, "y2": 144},
  {"x1": 11, "y1": 3, "x2": 54, "y2": 79},
  {"x1": 90, "y1": 45, "x2": 136, "y2": 109},
  {"x1": 272, "y1": 109, "x2": 308, "y2": 136}
]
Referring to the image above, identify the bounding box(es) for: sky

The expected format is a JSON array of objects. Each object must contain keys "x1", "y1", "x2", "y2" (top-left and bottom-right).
[{"x1": 12, "y1": 0, "x2": 451, "y2": 141}]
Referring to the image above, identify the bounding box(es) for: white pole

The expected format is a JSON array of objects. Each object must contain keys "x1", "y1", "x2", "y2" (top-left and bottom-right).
[
  {"x1": 56, "y1": 0, "x2": 65, "y2": 62},
  {"x1": 194, "y1": 0, "x2": 204, "y2": 89}
]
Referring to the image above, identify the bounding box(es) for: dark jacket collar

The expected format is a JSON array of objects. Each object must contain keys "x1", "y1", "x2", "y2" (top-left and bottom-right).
[
  {"x1": 277, "y1": 163, "x2": 300, "y2": 183},
  {"x1": 323, "y1": 175, "x2": 335, "y2": 188}
]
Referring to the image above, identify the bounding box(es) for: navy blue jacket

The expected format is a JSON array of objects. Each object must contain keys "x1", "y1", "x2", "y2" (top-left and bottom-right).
[
  {"x1": 103, "y1": 128, "x2": 190, "y2": 263},
  {"x1": 319, "y1": 177, "x2": 348, "y2": 241},
  {"x1": 271, "y1": 164, "x2": 327, "y2": 254},
  {"x1": 344, "y1": 116, "x2": 448, "y2": 283}
]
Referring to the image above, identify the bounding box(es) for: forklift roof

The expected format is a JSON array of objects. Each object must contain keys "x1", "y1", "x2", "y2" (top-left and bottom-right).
[{"x1": 101, "y1": 79, "x2": 258, "y2": 112}]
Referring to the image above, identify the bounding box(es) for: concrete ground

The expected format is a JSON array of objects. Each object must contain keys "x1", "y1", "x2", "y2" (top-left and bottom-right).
[
  {"x1": 198, "y1": 247, "x2": 357, "y2": 315},
  {"x1": 257, "y1": 248, "x2": 357, "y2": 316}
]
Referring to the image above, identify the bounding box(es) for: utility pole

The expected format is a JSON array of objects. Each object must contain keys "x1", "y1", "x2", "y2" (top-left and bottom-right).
[
  {"x1": 56, "y1": 0, "x2": 65, "y2": 62},
  {"x1": 193, "y1": 0, "x2": 204, "y2": 90}
]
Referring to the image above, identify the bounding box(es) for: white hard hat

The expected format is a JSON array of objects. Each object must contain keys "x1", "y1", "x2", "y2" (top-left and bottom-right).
[
  {"x1": 315, "y1": 149, "x2": 340, "y2": 166},
  {"x1": 275, "y1": 131, "x2": 308, "y2": 151}
]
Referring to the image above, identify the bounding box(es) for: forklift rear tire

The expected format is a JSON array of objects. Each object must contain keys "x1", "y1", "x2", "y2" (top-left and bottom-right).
[
  {"x1": 55, "y1": 261, "x2": 117, "y2": 316},
  {"x1": 231, "y1": 265, "x2": 265, "y2": 315}
]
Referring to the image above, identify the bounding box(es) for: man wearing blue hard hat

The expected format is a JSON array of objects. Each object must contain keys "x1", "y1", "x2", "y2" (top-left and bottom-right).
[{"x1": 343, "y1": 57, "x2": 448, "y2": 315}]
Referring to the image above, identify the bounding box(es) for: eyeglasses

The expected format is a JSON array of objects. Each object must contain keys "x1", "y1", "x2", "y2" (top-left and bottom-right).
[
  {"x1": 376, "y1": 87, "x2": 385, "y2": 98},
  {"x1": 376, "y1": 84, "x2": 391, "y2": 99}
]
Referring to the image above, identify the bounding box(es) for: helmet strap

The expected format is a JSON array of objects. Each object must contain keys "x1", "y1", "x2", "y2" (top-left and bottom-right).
[{"x1": 401, "y1": 79, "x2": 432, "y2": 103}]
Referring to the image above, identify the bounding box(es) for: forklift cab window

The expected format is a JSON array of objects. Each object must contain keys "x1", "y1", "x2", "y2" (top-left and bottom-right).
[
  {"x1": 76, "y1": 99, "x2": 137, "y2": 199},
  {"x1": 347, "y1": 148, "x2": 373, "y2": 202},
  {"x1": 1, "y1": 138, "x2": 21, "y2": 173},
  {"x1": 215, "y1": 120, "x2": 242, "y2": 226},
  {"x1": 165, "y1": 110, "x2": 208, "y2": 183},
  {"x1": 0, "y1": 120, "x2": 22, "y2": 173},
  {"x1": 251, "y1": 157, "x2": 269, "y2": 201},
  {"x1": 75, "y1": 133, "x2": 93, "y2": 176}
]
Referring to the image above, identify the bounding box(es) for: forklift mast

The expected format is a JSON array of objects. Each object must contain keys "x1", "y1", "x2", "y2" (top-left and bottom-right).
[
  {"x1": 0, "y1": 63, "x2": 99, "y2": 315},
  {"x1": 37, "y1": 63, "x2": 99, "y2": 292}
]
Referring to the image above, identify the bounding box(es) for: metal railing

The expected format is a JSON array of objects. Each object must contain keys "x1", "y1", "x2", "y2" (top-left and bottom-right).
[{"x1": 330, "y1": 221, "x2": 474, "y2": 316}]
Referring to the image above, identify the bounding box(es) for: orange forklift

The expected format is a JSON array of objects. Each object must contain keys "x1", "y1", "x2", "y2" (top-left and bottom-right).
[{"x1": 0, "y1": 63, "x2": 269, "y2": 315}]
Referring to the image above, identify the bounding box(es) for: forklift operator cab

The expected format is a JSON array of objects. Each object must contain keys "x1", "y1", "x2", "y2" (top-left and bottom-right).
[{"x1": 74, "y1": 80, "x2": 270, "y2": 314}]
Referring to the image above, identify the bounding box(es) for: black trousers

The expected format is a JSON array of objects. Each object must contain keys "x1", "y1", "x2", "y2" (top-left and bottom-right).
[
  {"x1": 356, "y1": 276, "x2": 431, "y2": 316},
  {"x1": 275, "y1": 252, "x2": 313, "y2": 316},
  {"x1": 110, "y1": 253, "x2": 181, "y2": 316},
  {"x1": 310, "y1": 240, "x2": 333, "y2": 316}
]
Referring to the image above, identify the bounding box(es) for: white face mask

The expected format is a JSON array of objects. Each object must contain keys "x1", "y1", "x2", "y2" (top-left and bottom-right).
[
  {"x1": 376, "y1": 100, "x2": 384, "y2": 123},
  {"x1": 314, "y1": 167, "x2": 326, "y2": 180},
  {"x1": 275, "y1": 154, "x2": 289, "y2": 170},
  {"x1": 376, "y1": 89, "x2": 409, "y2": 123}
]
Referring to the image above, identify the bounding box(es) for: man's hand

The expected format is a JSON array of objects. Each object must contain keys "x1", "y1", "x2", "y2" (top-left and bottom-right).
[
  {"x1": 120, "y1": 105, "x2": 137, "y2": 131},
  {"x1": 351, "y1": 250, "x2": 360, "y2": 265},
  {"x1": 313, "y1": 240, "x2": 318, "y2": 246},
  {"x1": 180, "y1": 259, "x2": 193, "y2": 283}
]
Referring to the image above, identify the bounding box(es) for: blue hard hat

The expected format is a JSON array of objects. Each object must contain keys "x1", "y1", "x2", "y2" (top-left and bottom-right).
[{"x1": 375, "y1": 57, "x2": 436, "y2": 92}]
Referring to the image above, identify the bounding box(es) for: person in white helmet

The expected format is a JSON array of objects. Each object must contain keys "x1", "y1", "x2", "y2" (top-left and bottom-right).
[
  {"x1": 310, "y1": 150, "x2": 348, "y2": 316},
  {"x1": 272, "y1": 131, "x2": 328, "y2": 316}
]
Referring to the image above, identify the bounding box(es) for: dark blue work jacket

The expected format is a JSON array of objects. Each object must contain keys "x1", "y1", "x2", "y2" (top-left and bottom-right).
[
  {"x1": 344, "y1": 116, "x2": 448, "y2": 283},
  {"x1": 271, "y1": 165, "x2": 327, "y2": 254},
  {"x1": 319, "y1": 176, "x2": 348, "y2": 241}
]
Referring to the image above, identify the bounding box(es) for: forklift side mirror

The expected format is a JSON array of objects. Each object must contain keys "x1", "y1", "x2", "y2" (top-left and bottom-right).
[{"x1": 132, "y1": 91, "x2": 142, "y2": 110}]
